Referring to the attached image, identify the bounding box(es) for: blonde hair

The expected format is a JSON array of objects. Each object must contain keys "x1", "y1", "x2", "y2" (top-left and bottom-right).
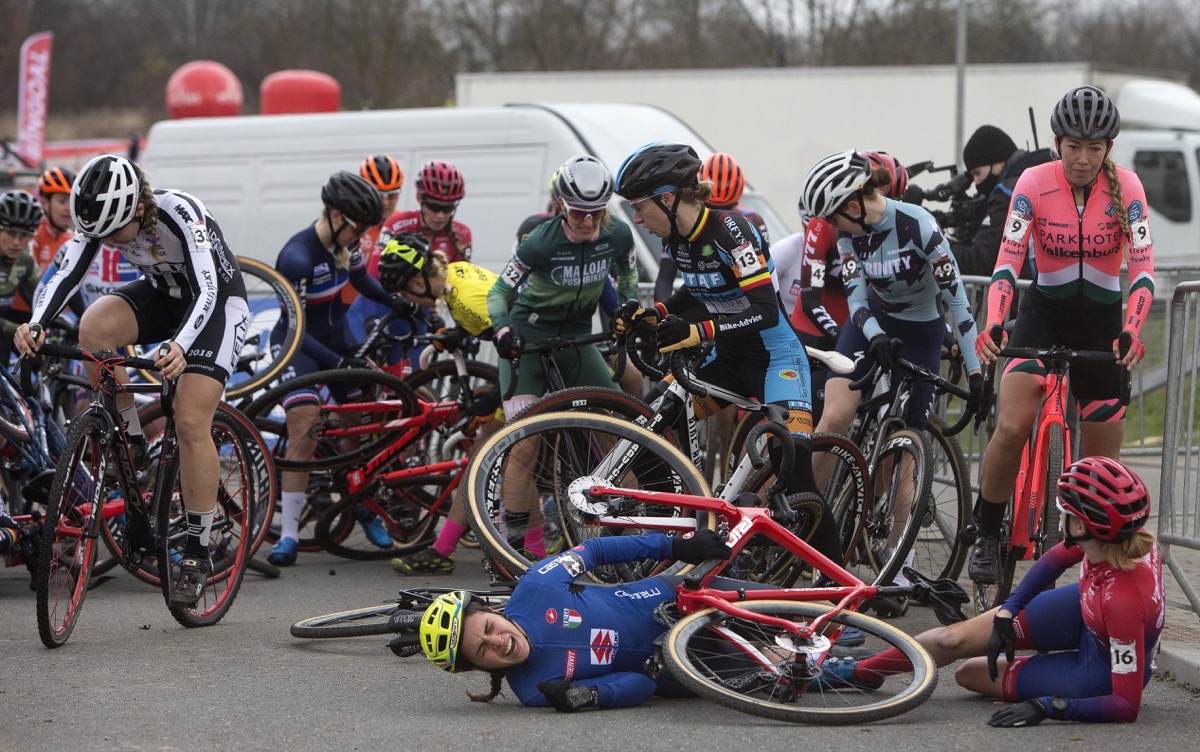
[
  {"x1": 682, "y1": 179, "x2": 714, "y2": 205},
  {"x1": 1104, "y1": 529, "x2": 1156, "y2": 571}
]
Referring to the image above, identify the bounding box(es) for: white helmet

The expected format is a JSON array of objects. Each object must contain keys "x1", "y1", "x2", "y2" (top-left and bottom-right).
[
  {"x1": 554, "y1": 155, "x2": 613, "y2": 210},
  {"x1": 72, "y1": 154, "x2": 142, "y2": 238},
  {"x1": 799, "y1": 150, "x2": 871, "y2": 220}
]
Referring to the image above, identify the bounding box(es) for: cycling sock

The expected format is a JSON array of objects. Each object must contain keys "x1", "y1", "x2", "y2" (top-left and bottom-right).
[
  {"x1": 184, "y1": 508, "x2": 215, "y2": 558},
  {"x1": 119, "y1": 401, "x2": 144, "y2": 437},
  {"x1": 523, "y1": 525, "x2": 546, "y2": 559},
  {"x1": 432, "y1": 519, "x2": 466, "y2": 558},
  {"x1": 892, "y1": 549, "x2": 916, "y2": 587},
  {"x1": 504, "y1": 511, "x2": 531, "y2": 542},
  {"x1": 280, "y1": 491, "x2": 305, "y2": 542},
  {"x1": 974, "y1": 494, "x2": 1005, "y2": 535},
  {"x1": 809, "y1": 505, "x2": 843, "y2": 566}
]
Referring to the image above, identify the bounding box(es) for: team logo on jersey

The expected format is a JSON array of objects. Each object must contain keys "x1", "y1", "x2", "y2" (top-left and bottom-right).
[
  {"x1": 590, "y1": 629, "x2": 617, "y2": 665},
  {"x1": 562, "y1": 609, "x2": 582, "y2": 629},
  {"x1": 1127, "y1": 200, "x2": 1146, "y2": 223},
  {"x1": 564, "y1": 650, "x2": 577, "y2": 680},
  {"x1": 545, "y1": 608, "x2": 557, "y2": 624},
  {"x1": 779, "y1": 369, "x2": 798, "y2": 380},
  {"x1": 701, "y1": 244, "x2": 715, "y2": 257},
  {"x1": 1012, "y1": 194, "x2": 1033, "y2": 219}
]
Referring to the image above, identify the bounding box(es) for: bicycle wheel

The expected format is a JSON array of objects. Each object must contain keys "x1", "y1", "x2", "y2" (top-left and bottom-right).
[
  {"x1": 0, "y1": 369, "x2": 33, "y2": 444},
  {"x1": 911, "y1": 416, "x2": 971, "y2": 581},
  {"x1": 1038, "y1": 423, "x2": 1065, "y2": 553},
  {"x1": 664, "y1": 600, "x2": 937, "y2": 725},
  {"x1": 125, "y1": 257, "x2": 304, "y2": 400},
  {"x1": 290, "y1": 603, "x2": 402, "y2": 638},
  {"x1": 243, "y1": 368, "x2": 421, "y2": 471},
  {"x1": 313, "y1": 480, "x2": 447, "y2": 560},
  {"x1": 465, "y1": 412, "x2": 710, "y2": 581},
  {"x1": 855, "y1": 429, "x2": 933, "y2": 587},
  {"x1": 35, "y1": 410, "x2": 108, "y2": 648},
  {"x1": 157, "y1": 414, "x2": 259, "y2": 627}
]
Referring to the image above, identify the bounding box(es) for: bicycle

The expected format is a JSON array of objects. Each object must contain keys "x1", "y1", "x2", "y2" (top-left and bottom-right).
[
  {"x1": 475, "y1": 414, "x2": 967, "y2": 723},
  {"x1": 820, "y1": 348, "x2": 977, "y2": 600},
  {"x1": 464, "y1": 342, "x2": 870, "y2": 586},
  {"x1": 31, "y1": 333, "x2": 260, "y2": 647},
  {"x1": 290, "y1": 586, "x2": 512, "y2": 640},
  {"x1": 966, "y1": 344, "x2": 1123, "y2": 614}
]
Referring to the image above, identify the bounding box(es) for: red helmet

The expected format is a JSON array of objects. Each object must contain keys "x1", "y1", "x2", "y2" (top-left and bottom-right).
[
  {"x1": 38, "y1": 167, "x2": 76, "y2": 196},
  {"x1": 360, "y1": 154, "x2": 404, "y2": 192},
  {"x1": 700, "y1": 152, "x2": 745, "y2": 208},
  {"x1": 416, "y1": 161, "x2": 465, "y2": 202},
  {"x1": 864, "y1": 151, "x2": 908, "y2": 200},
  {"x1": 1056, "y1": 456, "x2": 1150, "y2": 542}
]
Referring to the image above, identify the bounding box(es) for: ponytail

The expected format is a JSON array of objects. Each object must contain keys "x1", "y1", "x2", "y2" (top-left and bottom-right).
[{"x1": 1102, "y1": 157, "x2": 1131, "y2": 261}]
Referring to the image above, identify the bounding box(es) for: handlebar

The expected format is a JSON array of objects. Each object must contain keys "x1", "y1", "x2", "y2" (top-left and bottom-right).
[
  {"x1": 848, "y1": 338, "x2": 980, "y2": 436},
  {"x1": 501, "y1": 331, "x2": 618, "y2": 401}
]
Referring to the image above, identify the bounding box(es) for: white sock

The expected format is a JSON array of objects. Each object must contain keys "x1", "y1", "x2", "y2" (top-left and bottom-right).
[
  {"x1": 893, "y1": 549, "x2": 917, "y2": 587},
  {"x1": 119, "y1": 402, "x2": 144, "y2": 437},
  {"x1": 279, "y1": 491, "x2": 305, "y2": 542}
]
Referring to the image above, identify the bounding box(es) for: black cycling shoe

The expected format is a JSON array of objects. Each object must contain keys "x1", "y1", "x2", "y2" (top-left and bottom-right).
[
  {"x1": 170, "y1": 556, "x2": 211, "y2": 607},
  {"x1": 968, "y1": 534, "x2": 1003, "y2": 584}
]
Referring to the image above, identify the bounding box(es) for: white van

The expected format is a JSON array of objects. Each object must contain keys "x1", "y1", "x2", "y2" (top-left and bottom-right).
[{"x1": 140, "y1": 102, "x2": 791, "y2": 281}]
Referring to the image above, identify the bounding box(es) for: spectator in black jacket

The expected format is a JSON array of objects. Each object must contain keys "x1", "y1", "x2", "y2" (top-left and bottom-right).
[{"x1": 952, "y1": 125, "x2": 1055, "y2": 278}]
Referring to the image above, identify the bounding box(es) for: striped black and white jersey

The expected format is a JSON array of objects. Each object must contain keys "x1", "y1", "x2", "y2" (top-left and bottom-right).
[{"x1": 32, "y1": 189, "x2": 245, "y2": 352}]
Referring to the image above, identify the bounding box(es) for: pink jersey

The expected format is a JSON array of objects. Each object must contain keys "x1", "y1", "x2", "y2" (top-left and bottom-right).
[
  {"x1": 368, "y1": 210, "x2": 473, "y2": 274},
  {"x1": 986, "y1": 161, "x2": 1155, "y2": 335}
]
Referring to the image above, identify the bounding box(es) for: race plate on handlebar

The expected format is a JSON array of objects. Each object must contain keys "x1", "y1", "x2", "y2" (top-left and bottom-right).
[{"x1": 567, "y1": 476, "x2": 611, "y2": 515}]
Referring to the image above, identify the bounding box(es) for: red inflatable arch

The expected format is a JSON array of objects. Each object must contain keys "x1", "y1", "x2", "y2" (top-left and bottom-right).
[
  {"x1": 165, "y1": 61, "x2": 243, "y2": 119},
  {"x1": 260, "y1": 70, "x2": 342, "y2": 115}
]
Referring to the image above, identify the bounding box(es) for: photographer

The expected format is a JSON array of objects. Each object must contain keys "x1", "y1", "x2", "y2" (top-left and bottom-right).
[{"x1": 951, "y1": 125, "x2": 1054, "y2": 278}]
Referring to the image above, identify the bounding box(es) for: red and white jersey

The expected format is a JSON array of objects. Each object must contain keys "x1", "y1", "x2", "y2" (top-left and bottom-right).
[{"x1": 368, "y1": 210, "x2": 473, "y2": 273}]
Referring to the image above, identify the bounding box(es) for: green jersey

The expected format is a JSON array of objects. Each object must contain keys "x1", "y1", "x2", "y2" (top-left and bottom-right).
[
  {"x1": 487, "y1": 217, "x2": 637, "y2": 335},
  {"x1": 0, "y1": 252, "x2": 39, "y2": 337}
]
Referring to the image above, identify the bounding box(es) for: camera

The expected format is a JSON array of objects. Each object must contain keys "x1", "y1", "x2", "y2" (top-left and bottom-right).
[{"x1": 904, "y1": 162, "x2": 987, "y2": 243}]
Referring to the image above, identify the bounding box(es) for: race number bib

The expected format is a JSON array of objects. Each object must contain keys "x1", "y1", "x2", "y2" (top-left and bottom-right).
[{"x1": 1110, "y1": 638, "x2": 1138, "y2": 675}]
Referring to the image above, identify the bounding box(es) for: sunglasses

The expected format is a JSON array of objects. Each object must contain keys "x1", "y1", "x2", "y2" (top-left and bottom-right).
[
  {"x1": 565, "y1": 205, "x2": 605, "y2": 222},
  {"x1": 1, "y1": 227, "x2": 34, "y2": 242},
  {"x1": 423, "y1": 200, "x2": 458, "y2": 215}
]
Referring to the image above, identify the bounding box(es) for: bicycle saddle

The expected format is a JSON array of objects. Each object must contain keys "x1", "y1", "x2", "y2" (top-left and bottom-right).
[{"x1": 804, "y1": 346, "x2": 854, "y2": 375}]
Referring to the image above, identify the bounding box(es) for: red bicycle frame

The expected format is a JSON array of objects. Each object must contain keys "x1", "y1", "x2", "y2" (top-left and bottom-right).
[
  {"x1": 578, "y1": 482, "x2": 891, "y2": 642},
  {"x1": 1008, "y1": 369, "x2": 1071, "y2": 561}
]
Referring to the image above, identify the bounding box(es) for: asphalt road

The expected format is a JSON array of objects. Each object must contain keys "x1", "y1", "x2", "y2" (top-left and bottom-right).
[{"x1": 2, "y1": 546, "x2": 1198, "y2": 752}]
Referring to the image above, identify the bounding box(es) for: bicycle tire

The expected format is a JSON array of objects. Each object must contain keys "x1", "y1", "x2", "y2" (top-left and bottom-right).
[
  {"x1": 862, "y1": 429, "x2": 934, "y2": 587},
  {"x1": 160, "y1": 410, "x2": 259, "y2": 627},
  {"x1": 290, "y1": 603, "x2": 401, "y2": 638},
  {"x1": 35, "y1": 410, "x2": 108, "y2": 648},
  {"x1": 126, "y1": 257, "x2": 305, "y2": 400},
  {"x1": 0, "y1": 369, "x2": 33, "y2": 444},
  {"x1": 464, "y1": 411, "x2": 711, "y2": 581},
  {"x1": 913, "y1": 416, "x2": 971, "y2": 581},
  {"x1": 664, "y1": 600, "x2": 937, "y2": 725},
  {"x1": 243, "y1": 368, "x2": 421, "y2": 471},
  {"x1": 313, "y1": 482, "x2": 445, "y2": 560},
  {"x1": 1039, "y1": 423, "x2": 1065, "y2": 553}
]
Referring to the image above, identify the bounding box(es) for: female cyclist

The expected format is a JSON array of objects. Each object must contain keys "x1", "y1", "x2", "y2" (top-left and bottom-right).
[
  {"x1": 781, "y1": 151, "x2": 908, "y2": 423},
  {"x1": 372, "y1": 233, "x2": 507, "y2": 576},
  {"x1": 798, "y1": 149, "x2": 983, "y2": 604},
  {"x1": 30, "y1": 167, "x2": 76, "y2": 273},
  {"x1": 267, "y1": 170, "x2": 414, "y2": 566},
  {"x1": 13, "y1": 154, "x2": 250, "y2": 607},
  {"x1": 0, "y1": 191, "x2": 43, "y2": 360},
  {"x1": 823, "y1": 457, "x2": 1162, "y2": 726},
  {"x1": 487, "y1": 154, "x2": 638, "y2": 560},
  {"x1": 613, "y1": 141, "x2": 842, "y2": 566},
  {"x1": 969, "y1": 86, "x2": 1156, "y2": 585},
  {"x1": 369, "y1": 160, "x2": 473, "y2": 272},
  {"x1": 342, "y1": 154, "x2": 405, "y2": 307},
  {"x1": 416, "y1": 530, "x2": 732, "y2": 709}
]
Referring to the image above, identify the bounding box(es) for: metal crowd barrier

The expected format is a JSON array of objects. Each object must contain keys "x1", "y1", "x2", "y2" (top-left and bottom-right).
[{"x1": 1159, "y1": 281, "x2": 1200, "y2": 616}]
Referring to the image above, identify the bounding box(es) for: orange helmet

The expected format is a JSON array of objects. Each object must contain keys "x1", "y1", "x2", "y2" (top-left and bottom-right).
[
  {"x1": 38, "y1": 167, "x2": 76, "y2": 196},
  {"x1": 360, "y1": 154, "x2": 404, "y2": 193},
  {"x1": 700, "y1": 152, "x2": 745, "y2": 209}
]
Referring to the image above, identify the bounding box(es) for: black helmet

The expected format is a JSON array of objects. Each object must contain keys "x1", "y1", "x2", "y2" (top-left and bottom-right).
[
  {"x1": 615, "y1": 142, "x2": 702, "y2": 200},
  {"x1": 321, "y1": 170, "x2": 383, "y2": 226},
  {"x1": 0, "y1": 190, "x2": 45, "y2": 233},
  {"x1": 377, "y1": 231, "x2": 431, "y2": 291},
  {"x1": 1050, "y1": 86, "x2": 1121, "y2": 140}
]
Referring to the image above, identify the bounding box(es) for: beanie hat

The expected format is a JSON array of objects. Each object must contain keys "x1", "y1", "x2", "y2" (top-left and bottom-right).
[{"x1": 962, "y1": 125, "x2": 1018, "y2": 171}]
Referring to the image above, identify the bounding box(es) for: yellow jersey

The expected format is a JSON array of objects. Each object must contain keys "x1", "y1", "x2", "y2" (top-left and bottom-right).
[{"x1": 444, "y1": 261, "x2": 495, "y2": 336}]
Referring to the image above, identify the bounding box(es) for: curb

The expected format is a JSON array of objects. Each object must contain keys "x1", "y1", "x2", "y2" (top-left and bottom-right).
[{"x1": 1156, "y1": 643, "x2": 1200, "y2": 692}]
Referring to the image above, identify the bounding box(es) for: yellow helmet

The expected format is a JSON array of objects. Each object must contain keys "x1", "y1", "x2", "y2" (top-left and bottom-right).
[{"x1": 420, "y1": 591, "x2": 474, "y2": 672}]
